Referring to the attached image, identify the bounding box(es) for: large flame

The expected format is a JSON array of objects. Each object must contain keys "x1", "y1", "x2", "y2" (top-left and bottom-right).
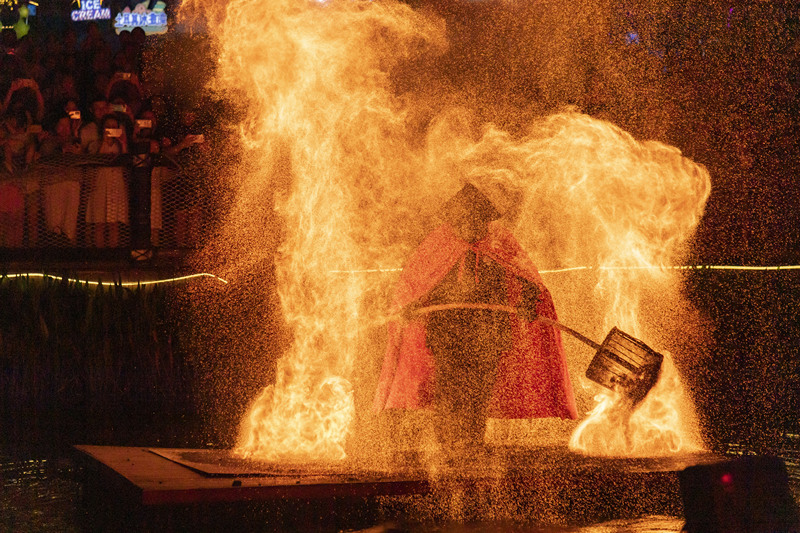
[
  {"x1": 180, "y1": 0, "x2": 448, "y2": 462},
  {"x1": 179, "y1": 0, "x2": 711, "y2": 462},
  {"x1": 452, "y1": 112, "x2": 710, "y2": 457}
]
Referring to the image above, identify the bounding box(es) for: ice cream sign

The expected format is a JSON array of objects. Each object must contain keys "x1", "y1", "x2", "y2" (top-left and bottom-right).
[
  {"x1": 114, "y1": 0, "x2": 167, "y2": 35},
  {"x1": 71, "y1": 0, "x2": 111, "y2": 21}
]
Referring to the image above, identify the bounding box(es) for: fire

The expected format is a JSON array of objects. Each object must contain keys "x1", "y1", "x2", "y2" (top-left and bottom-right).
[
  {"x1": 179, "y1": 0, "x2": 448, "y2": 462},
  {"x1": 569, "y1": 354, "x2": 702, "y2": 457},
  {"x1": 457, "y1": 113, "x2": 710, "y2": 457},
  {"x1": 178, "y1": 0, "x2": 710, "y2": 462}
]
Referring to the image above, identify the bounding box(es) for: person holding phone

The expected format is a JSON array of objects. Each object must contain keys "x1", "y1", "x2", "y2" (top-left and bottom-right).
[
  {"x1": 0, "y1": 107, "x2": 36, "y2": 176},
  {"x1": 132, "y1": 109, "x2": 168, "y2": 246},
  {"x1": 162, "y1": 107, "x2": 210, "y2": 247},
  {"x1": 39, "y1": 99, "x2": 83, "y2": 155},
  {"x1": 0, "y1": 106, "x2": 35, "y2": 246},
  {"x1": 39, "y1": 104, "x2": 84, "y2": 245},
  {"x1": 78, "y1": 96, "x2": 108, "y2": 153},
  {"x1": 85, "y1": 114, "x2": 129, "y2": 247},
  {"x1": 1, "y1": 77, "x2": 45, "y2": 123},
  {"x1": 0, "y1": 103, "x2": 40, "y2": 245}
]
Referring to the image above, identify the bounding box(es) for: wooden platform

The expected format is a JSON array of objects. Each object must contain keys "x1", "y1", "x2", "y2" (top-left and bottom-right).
[
  {"x1": 74, "y1": 444, "x2": 725, "y2": 532},
  {"x1": 75, "y1": 445, "x2": 430, "y2": 506}
]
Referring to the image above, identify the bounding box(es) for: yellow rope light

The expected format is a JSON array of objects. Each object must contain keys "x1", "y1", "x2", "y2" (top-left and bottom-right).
[
  {"x1": 6, "y1": 265, "x2": 797, "y2": 287},
  {"x1": 3, "y1": 272, "x2": 229, "y2": 287},
  {"x1": 539, "y1": 265, "x2": 800, "y2": 273},
  {"x1": 329, "y1": 265, "x2": 800, "y2": 274}
]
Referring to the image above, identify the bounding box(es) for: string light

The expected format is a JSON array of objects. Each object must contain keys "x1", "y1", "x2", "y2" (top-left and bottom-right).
[
  {"x1": 539, "y1": 265, "x2": 800, "y2": 274},
  {"x1": 2, "y1": 272, "x2": 229, "y2": 287},
  {"x1": 328, "y1": 265, "x2": 800, "y2": 274},
  {"x1": 5, "y1": 265, "x2": 797, "y2": 287},
  {"x1": 328, "y1": 267, "x2": 402, "y2": 273}
]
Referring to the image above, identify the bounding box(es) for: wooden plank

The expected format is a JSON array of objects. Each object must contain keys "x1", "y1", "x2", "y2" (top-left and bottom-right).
[
  {"x1": 74, "y1": 445, "x2": 431, "y2": 506},
  {"x1": 74, "y1": 444, "x2": 726, "y2": 508},
  {"x1": 74, "y1": 444, "x2": 728, "y2": 531}
]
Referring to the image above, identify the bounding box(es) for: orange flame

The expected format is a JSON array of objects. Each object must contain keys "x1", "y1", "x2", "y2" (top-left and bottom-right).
[
  {"x1": 179, "y1": 0, "x2": 448, "y2": 462},
  {"x1": 569, "y1": 354, "x2": 703, "y2": 457},
  {"x1": 179, "y1": 0, "x2": 711, "y2": 462},
  {"x1": 455, "y1": 112, "x2": 710, "y2": 456}
]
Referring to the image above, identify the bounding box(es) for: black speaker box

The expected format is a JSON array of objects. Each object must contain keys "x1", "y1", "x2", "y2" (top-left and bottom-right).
[{"x1": 680, "y1": 455, "x2": 799, "y2": 533}]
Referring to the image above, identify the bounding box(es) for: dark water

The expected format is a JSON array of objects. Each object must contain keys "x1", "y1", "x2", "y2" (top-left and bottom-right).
[{"x1": 2, "y1": 437, "x2": 799, "y2": 532}]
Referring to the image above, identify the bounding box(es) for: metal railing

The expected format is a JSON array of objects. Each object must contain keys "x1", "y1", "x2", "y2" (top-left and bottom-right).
[{"x1": 0, "y1": 152, "x2": 211, "y2": 265}]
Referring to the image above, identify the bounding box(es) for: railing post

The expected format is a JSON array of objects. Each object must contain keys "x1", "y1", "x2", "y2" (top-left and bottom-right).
[{"x1": 129, "y1": 145, "x2": 153, "y2": 251}]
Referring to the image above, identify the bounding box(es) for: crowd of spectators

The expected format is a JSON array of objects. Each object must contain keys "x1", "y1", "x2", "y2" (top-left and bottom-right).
[{"x1": 0, "y1": 22, "x2": 214, "y2": 248}]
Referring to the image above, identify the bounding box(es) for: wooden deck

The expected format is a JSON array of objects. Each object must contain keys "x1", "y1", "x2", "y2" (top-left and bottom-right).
[
  {"x1": 75, "y1": 445, "x2": 430, "y2": 506},
  {"x1": 74, "y1": 444, "x2": 724, "y2": 532}
]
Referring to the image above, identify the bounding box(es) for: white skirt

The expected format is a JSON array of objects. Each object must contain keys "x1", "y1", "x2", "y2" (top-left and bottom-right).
[{"x1": 85, "y1": 167, "x2": 129, "y2": 224}]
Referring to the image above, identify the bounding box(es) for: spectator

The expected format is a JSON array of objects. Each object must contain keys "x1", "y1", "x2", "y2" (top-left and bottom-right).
[
  {"x1": 0, "y1": 106, "x2": 35, "y2": 175},
  {"x1": 39, "y1": 99, "x2": 83, "y2": 156},
  {"x1": 0, "y1": 105, "x2": 39, "y2": 246},
  {"x1": 2, "y1": 77, "x2": 45, "y2": 123},
  {"x1": 0, "y1": 77, "x2": 29, "y2": 245},
  {"x1": 132, "y1": 108, "x2": 168, "y2": 245},
  {"x1": 80, "y1": 22, "x2": 108, "y2": 57},
  {"x1": 19, "y1": 35, "x2": 47, "y2": 89},
  {"x1": 128, "y1": 27, "x2": 146, "y2": 74},
  {"x1": 85, "y1": 113, "x2": 129, "y2": 247},
  {"x1": 162, "y1": 105, "x2": 210, "y2": 247},
  {"x1": 79, "y1": 96, "x2": 108, "y2": 153},
  {"x1": 132, "y1": 109, "x2": 160, "y2": 155},
  {"x1": 40, "y1": 68, "x2": 80, "y2": 118},
  {"x1": 0, "y1": 21, "x2": 229, "y2": 251},
  {"x1": 0, "y1": 52, "x2": 26, "y2": 108},
  {"x1": 107, "y1": 69, "x2": 143, "y2": 119},
  {"x1": 40, "y1": 106, "x2": 82, "y2": 245}
]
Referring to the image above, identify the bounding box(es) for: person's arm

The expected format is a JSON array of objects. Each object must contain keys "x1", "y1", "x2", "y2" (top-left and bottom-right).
[
  {"x1": 29, "y1": 81, "x2": 45, "y2": 122},
  {"x1": 1, "y1": 83, "x2": 16, "y2": 114},
  {"x1": 25, "y1": 137, "x2": 37, "y2": 165},
  {"x1": 79, "y1": 122, "x2": 99, "y2": 152},
  {"x1": 163, "y1": 134, "x2": 195, "y2": 157}
]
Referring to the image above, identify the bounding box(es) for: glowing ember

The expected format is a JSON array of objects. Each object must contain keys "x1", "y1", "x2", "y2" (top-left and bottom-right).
[{"x1": 179, "y1": 0, "x2": 710, "y2": 462}]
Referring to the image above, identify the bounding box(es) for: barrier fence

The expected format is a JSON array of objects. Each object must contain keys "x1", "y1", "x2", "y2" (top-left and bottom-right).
[{"x1": 0, "y1": 152, "x2": 210, "y2": 256}]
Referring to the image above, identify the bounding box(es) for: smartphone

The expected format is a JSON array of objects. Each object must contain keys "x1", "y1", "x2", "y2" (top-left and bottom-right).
[
  {"x1": 120, "y1": 72, "x2": 132, "y2": 80},
  {"x1": 111, "y1": 104, "x2": 127, "y2": 113},
  {"x1": 136, "y1": 119, "x2": 152, "y2": 129},
  {"x1": 105, "y1": 128, "x2": 123, "y2": 138},
  {"x1": 69, "y1": 110, "x2": 81, "y2": 120}
]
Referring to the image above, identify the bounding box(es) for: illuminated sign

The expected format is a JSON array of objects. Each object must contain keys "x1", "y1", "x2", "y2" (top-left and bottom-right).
[
  {"x1": 71, "y1": 0, "x2": 111, "y2": 21},
  {"x1": 114, "y1": 0, "x2": 167, "y2": 35}
]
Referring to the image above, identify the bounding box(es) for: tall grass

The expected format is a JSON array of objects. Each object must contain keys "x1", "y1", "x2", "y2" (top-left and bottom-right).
[{"x1": 0, "y1": 274, "x2": 193, "y2": 416}]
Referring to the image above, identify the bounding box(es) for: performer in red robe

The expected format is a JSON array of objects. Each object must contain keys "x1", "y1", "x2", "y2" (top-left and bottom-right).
[{"x1": 373, "y1": 183, "x2": 578, "y2": 454}]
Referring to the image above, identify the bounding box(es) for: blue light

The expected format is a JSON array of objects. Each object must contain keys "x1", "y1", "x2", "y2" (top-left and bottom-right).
[{"x1": 625, "y1": 31, "x2": 640, "y2": 45}]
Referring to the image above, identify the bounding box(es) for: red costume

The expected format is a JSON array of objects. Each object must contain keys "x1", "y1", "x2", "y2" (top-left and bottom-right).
[{"x1": 373, "y1": 221, "x2": 578, "y2": 421}]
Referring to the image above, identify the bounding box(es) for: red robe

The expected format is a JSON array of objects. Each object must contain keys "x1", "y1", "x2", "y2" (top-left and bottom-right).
[{"x1": 373, "y1": 222, "x2": 578, "y2": 420}]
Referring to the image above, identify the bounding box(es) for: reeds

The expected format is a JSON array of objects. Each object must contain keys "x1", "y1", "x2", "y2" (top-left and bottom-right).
[{"x1": 0, "y1": 274, "x2": 193, "y2": 417}]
